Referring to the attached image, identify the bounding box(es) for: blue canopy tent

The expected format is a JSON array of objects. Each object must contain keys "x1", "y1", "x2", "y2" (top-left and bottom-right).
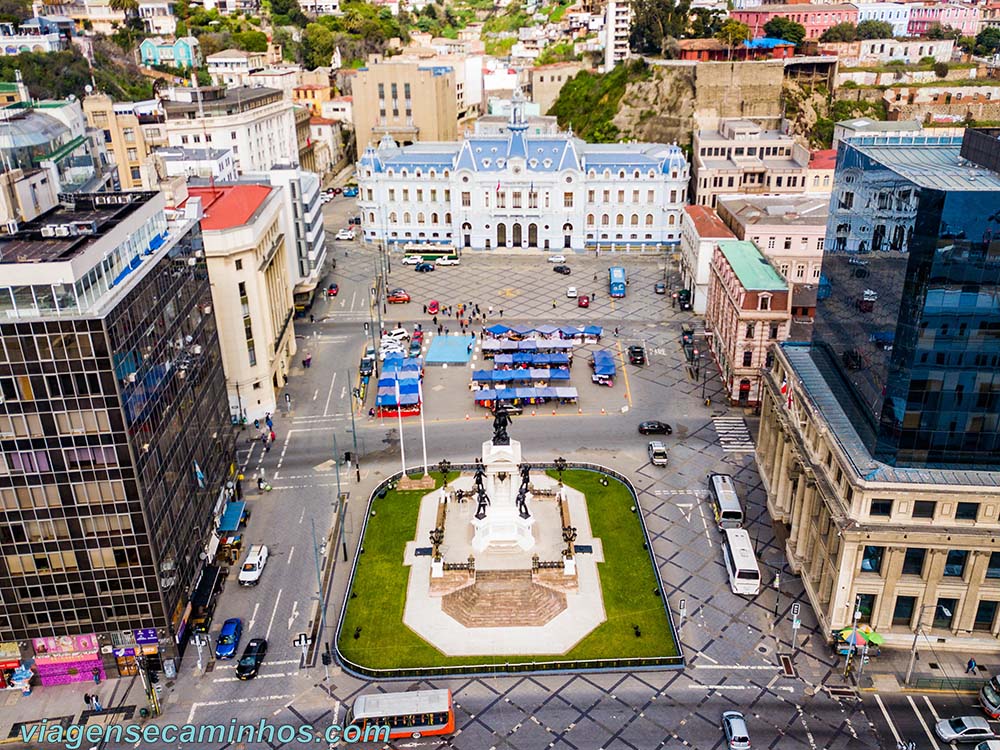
[
  {"x1": 485, "y1": 324, "x2": 511, "y2": 335},
  {"x1": 592, "y1": 350, "x2": 616, "y2": 376},
  {"x1": 217, "y1": 501, "x2": 248, "y2": 533},
  {"x1": 559, "y1": 326, "x2": 581, "y2": 337},
  {"x1": 583, "y1": 325, "x2": 603, "y2": 337},
  {"x1": 535, "y1": 324, "x2": 560, "y2": 337}
]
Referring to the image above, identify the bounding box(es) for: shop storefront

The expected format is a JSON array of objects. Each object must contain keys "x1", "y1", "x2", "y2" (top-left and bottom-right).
[
  {"x1": 31, "y1": 634, "x2": 102, "y2": 686},
  {"x1": 0, "y1": 642, "x2": 24, "y2": 689}
]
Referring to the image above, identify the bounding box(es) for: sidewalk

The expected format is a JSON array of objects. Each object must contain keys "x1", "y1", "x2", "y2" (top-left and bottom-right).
[
  {"x1": 856, "y1": 645, "x2": 990, "y2": 693},
  {"x1": 0, "y1": 672, "x2": 152, "y2": 747}
]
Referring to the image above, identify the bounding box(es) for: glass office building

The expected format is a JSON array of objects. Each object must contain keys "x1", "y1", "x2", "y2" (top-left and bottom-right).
[
  {"x1": 814, "y1": 130, "x2": 1000, "y2": 469},
  {"x1": 0, "y1": 193, "x2": 235, "y2": 680}
]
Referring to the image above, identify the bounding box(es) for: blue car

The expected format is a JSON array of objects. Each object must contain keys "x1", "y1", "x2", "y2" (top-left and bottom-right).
[{"x1": 215, "y1": 618, "x2": 243, "y2": 659}]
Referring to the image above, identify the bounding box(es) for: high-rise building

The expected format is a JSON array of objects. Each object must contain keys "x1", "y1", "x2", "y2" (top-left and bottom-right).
[
  {"x1": 83, "y1": 94, "x2": 159, "y2": 191},
  {"x1": 603, "y1": 0, "x2": 631, "y2": 71},
  {"x1": 0, "y1": 192, "x2": 235, "y2": 681},
  {"x1": 817, "y1": 130, "x2": 1000, "y2": 469},
  {"x1": 756, "y1": 131, "x2": 1000, "y2": 651}
]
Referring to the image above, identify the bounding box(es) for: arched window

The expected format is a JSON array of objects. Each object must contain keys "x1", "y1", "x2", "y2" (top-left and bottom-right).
[
  {"x1": 601, "y1": 214, "x2": 609, "y2": 226},
  {"x1": 417, "y1": 213, "x2": 425, "y2": 224},
  {"x1": 668, "y1": 214, "x2": 676, "y2": 226},
  {"x1": 645, "y1": 214, "x2": 654, "y2": 226},
  {"x1": 445, "y1": 213, "x2": 451, "y2": 223},
  {"x1": 403, "y1": 212, "x2": 411, "y2": 223},
  {"x1": 633, "y1": 170, "x2": 640, "y2": 179},
  {"x1": 630, "y1": 213, "x2": 638, "y2": 226},
  {"x1": 618, "y1": 170, "x2": 625, "y2": 179},
  {"x1": 431, "y1": 212, "x2": 438, "y2": 224},
  {"x1": 369, "y1": 212, "x2": 375, "y2": 223},
  {"x1": 616, "y1": 214, "x2": 624, "y2": 226},
  {"x1": 587, "y1": 213, "x2": 595, "y2": 227},
  {"x1": 389, "y1": 211, "x2": 398, "y2": 223}
]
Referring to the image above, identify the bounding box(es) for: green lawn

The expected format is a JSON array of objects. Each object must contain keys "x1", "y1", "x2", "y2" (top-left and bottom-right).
[{"x1": 337, "y1": 469, "x2": 678, "y2": 672}]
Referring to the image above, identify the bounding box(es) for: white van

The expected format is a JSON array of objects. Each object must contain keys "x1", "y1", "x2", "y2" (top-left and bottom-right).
[
  {"x1": 721, "y1": 528, "x2": 761, "y2": 596},
  {"x1": 238, "y1": 545, "x2": 269, "y2": 587},
  {"x1": 708, "y1": 473, "x2": 745, "y2": 530}
]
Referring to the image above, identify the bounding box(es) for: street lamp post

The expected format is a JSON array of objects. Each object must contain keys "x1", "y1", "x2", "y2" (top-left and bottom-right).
[
  {"x1": 905, "y1": 603, "x2": 952, "y2": 685},
  {"x1": 348, "y1": 369, "x2": 360, "y2": 482}
]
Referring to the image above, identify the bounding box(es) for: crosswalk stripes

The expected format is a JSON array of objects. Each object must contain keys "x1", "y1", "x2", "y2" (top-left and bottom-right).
[{"x1": 712, "y1": 417, "x2": 755, "y2": 453}]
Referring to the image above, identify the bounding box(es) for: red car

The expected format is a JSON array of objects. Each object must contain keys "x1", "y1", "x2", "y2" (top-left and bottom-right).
[
  {"x1": 577, "y1": 295, "x2": 590, "y2": 308},
  {"x1": 387, "y1": 289, "x2": 411, "y2": 304},
  {"x1": 327, "y1": 283, "x2": 339, "y2": 297},
  {"x1": 428, "y1": 299, "x2": 440, "y2": 315}
]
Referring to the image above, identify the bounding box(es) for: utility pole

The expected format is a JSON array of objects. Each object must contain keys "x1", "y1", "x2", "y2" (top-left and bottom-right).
[
  {"x1": 311, "y1": 517, "x2": 326, "y2": 662},
  {"x1": 348, "y1": 369, "x2": 360, "y2": 482}
]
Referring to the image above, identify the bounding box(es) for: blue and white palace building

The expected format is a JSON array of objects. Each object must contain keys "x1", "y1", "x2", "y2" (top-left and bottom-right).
[{"x1": 355, "y1": 94, "x2": 689, "y2": 253}]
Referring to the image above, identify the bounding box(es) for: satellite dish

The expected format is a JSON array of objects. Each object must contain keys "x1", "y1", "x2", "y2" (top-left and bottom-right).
[{"x1": 85, "y1": 84, "x2": 93, "y2": 94}]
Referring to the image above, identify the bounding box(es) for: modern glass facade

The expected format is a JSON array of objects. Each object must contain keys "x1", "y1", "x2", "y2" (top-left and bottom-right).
[
  {"x1": 0, "y1": 217, "x2": 235, "y2": 674},
  {"x1": 813, "y1": 133, "x2": 1000, "y2": 469}
]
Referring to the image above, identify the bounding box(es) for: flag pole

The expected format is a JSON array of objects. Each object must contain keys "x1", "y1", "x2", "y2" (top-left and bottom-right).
[
  {"x1": 395, "y1": 380, "x2": 406, "y2": 477},
  {"x1": 418, "y1": 379, "x2": 429, "y2": 477}
]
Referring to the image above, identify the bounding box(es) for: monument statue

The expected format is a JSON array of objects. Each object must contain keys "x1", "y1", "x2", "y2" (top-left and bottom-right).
[
  {"x1": 516, "y1": 487, "x2": 530, "y2": 520},
  {"x1": 473, "y1": 460, "x2": 486, "y2": 491},
  {"x1": 519, "y1": 463, "x2": 531, "y2": 487},
  {"x1": 492, "y1": 407, "x2": 512, "y2": 446},
  {"x1": 474, "y1": 485, "x2": 490, "y2": 520}
]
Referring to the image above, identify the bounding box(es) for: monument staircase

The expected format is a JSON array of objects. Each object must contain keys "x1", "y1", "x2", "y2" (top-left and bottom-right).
[{"x1": 441, "y1": 569, "x2": 567, "y2": 627}]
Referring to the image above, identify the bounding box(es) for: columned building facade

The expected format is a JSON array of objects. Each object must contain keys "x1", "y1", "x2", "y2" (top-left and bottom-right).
[{"x1": 355, "y1": 98, "x2": 689, "y2": 253}]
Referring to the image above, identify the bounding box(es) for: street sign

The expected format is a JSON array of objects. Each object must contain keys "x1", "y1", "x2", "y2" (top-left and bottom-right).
[
  {"x1": 292, "y1": 633, "x2": 312, "y2": 648},
  {"x1": 791, "y1": 603, "x2": 800, "y2": 617},
  {"x1": 792, "y1": 618, "x2": 801, "y2": 630}
]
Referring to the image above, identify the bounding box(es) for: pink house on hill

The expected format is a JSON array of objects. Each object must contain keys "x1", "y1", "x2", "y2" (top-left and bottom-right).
[{"x1": 732, "y1": 3, "x2": 859, "y2": 40}]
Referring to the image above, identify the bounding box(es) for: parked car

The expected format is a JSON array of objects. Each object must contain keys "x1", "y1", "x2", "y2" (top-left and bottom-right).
[
  {"x1": 654, "y1": 282, "x2": 667, "y2": 295},
  {"x1": 235, "y1": 638, "x2": 268, "y2": 680},
  {"x1": 721, "y1": 711, "x2": 751, "y2": 750},
  {"x1": 553, "y1": 265, "x2": 571, "y2": 275},
  {"x1": 408, "y1": 340, "x2": 422, "y2": 357},
  {"x1": 638, "y1": 420, "x2": 672, "y2": 435},
  {"x1": 414, "y1": 262, "x2": 435, "y2": 273},
  {"x1": 972, "y1": 743, "x2": 1000, "y2": 750},
  {"x1": 387, "y1": 289, "x2": 411, "y2": 304},
  {"x1": 335, "y1": 228, "x2": 355, "y2": 241},
  {"x1": 327, "y1": 283, "x2": 339, "y2": 297},
  {"x1": 497, "y1": 404, "x2": 523, "y2": 416},
  {"x1": 359, "y1": 357, "x2": 375, "y2": 377},
  {"x1": 215, "y1": 618, "x2": 243, "y2": 660},
  {"x1": 385, "y1": 327, "x2": 410, "y2": 340},
  {"x1": 237, "y1": 545, "x2": 269, "y2": 587},
  {"x1": 980, "y1": 677, "x2": 1000, "y2": 719},
  {"x1": 628, "y1": 345, "x2": 646, "y2": 365},
  {"x1": 547, "y1": 254, "x2": 567, "y2": 263},
  {"x1": 437, "y1": 256, "x2": 461, "y2": 266},
  {"x1": 577, "y1": 295, "x2": 590, "y2": 308},
  {"x1": 342, "y1": 186, "x2": 359, "y2": 198},
  {"x1": 647, "y1": 441, "x2": 669, "y2": 466},
  {"x1": 402, "y1": 255, "x2": 424, "y2": 265},
  {"x1": 566, "y1": 286, "x2": 577, "y2": 298},
  {"x1": 427, "y1": 299, "x2": 440, "y2": 315},
  {"x1": 935, "y1": 716, "x2": 997, "y2": 744}
]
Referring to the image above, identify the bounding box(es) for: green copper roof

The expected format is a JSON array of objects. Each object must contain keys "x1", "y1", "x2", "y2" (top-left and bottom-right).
[{"x1": 717, "y1": 240, "x2": 786, "y2": 291}]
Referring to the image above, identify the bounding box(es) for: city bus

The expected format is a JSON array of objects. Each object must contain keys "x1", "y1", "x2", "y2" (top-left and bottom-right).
[
  {"x1": 400, "y1": 242, "x2": 460, "y2": 261},
  {"x1": 609, "y1": 266, "x2": 626, "y2": 298},
  {"x1": 347, "y1": 688, "x2": 455, "y2": 740},
  {"x1": 721, "y1": 528, "x2": 761, "y2": 596}
]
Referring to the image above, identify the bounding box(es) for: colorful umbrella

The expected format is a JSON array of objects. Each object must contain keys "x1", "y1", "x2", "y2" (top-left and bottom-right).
[
  {"x1": 840, "y1": 628, "x2": 868, "y2": 646},
  {"x1": 865, "y1": 632, "x2": 885, "y2": 646}
]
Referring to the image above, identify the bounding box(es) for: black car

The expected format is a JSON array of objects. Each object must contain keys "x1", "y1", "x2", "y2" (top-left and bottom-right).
[
  {"x1": 414, "y1": 262, "x2": 435, "y2": 273},
  {"x1": 553, "y1": 265, "x2": 571, "y2": 275},
  {"x1": 628, "y1": 345, "x2": 646, "y2": 365},
  {"x1": 235, "y1": 638, "x2": 267, "y2": 680},
  {"x1": 638, "y1": 420, "x2": 672, "y2": 435},
  {"x1": 359, "y1": 357, "x2": 375, "y2": 377}
]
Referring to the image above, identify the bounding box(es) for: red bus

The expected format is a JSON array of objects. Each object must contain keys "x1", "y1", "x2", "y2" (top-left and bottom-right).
[{"x1": 347, "y1": 688, "x2": 455, "y2": 740}]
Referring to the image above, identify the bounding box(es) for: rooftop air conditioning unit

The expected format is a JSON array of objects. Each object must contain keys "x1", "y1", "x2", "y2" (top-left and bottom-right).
[
  {"x1": 200, "y1": 303, "x2": 212, "y2": 315},
  {"x1": 41, "y1": 225, "x2": 57, "y2": 237},
  {"x1": 54, "y1": 225, "x2": 71, "y2": 237},
  {"x1": 187, "y1": 257, "x2": 196, "y2": 266}
]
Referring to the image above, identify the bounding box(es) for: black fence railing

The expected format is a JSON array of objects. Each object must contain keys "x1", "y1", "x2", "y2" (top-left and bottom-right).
[{"x1": 334, "y1": 463, "x2": 685, "y2": 680}]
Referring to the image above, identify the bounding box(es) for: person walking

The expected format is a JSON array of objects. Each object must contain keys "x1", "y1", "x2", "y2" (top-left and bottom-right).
[
  {"x1": 91, "y1": 667, "x2": 101, "y2": 685},
  {"x1": 253, "y1": 418, "x2": 260, "y2": 431},
  {"x1": 488, "y1": 305, "x2": 494, "y2": 317},
  {"x1": 303, "y1": 351, "x2": 312, "y2": 368},
  {"x1": 552, "y1": 299, "x2": 557, "y2": 309},
  {"x1": 91, "y1": 695, "x2": 102, "y2": 712},
  {"x1": 269, "y1": 429, "x2": 276, "y2": 444},
  {"x1": 499, "y1": 309, "x2": 503, "y2": 318},
  {"x1": 84, "y1": 693, "x2": 92, "y2": 708},
  {"x1": 432, "y1": 315, "x2": 438, "y2": 326},
  {"x1": 967, "y1": 658, "x2": 978, "y2": 674}
]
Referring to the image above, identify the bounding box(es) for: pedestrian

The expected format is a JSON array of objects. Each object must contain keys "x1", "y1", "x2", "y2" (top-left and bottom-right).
[
  {"x1": 84, "y1": 693, "x2": 92, "y2": 708},
  {"x1": 499, "y1": 309, "x2": 503, "y2": 318},
  {"x1": 432, "y1": 315, "x2": 438, "y2": 326},
  {"x1": 269, "y1": 429, "x2": 276, "y2": 443},
  {"x1": 552, "y1": 299, "x2": 557, "y2": 309},
  {"x1": 444, "y1": 326, "x2": 449, "y2": 335},
  {"x1": 593, "y1": 273, "x2": 597, "y2": 281},
  {"x1": 437, "y1": 324, "x2": 443, "y2": 334},
  {"x1": 368, "y1": 407, "x2": 375, "y2": 418},
  {"x1": 91, "y1": 667, "x2": 100, "y2": 685},
  {"x1": 253, "y1": 418, "x2": 260, "y2": 431},
  {"x1": 467, "y1": 342, "x2": 474, "y2": 354},
  {"x1": 257, "y1": 476, "x2": 265, "y2": 491},
  {"x1": 309, "y1": 314, "x2": 315, "y2": 324},
  {"x1": 92, "y1": 695, "x2": 102, "y2": 712},
  {"x1": 489, "y1": 305, "x2": 494, "y2": 316},
  {"x1": 303, "y1": 351, "x2": 312, "y2": 368},
  {"x1": 614, "y1": 327, "x2": 619, "y2": 337},
  {"x1": 967, "y1": 658, "x2": 978, "y2": 674}
]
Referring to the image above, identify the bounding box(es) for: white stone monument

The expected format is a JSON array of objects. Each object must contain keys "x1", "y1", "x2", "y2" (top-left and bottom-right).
[{"x1": 471, "y1": 438, "x2": 535, "y2": 553}]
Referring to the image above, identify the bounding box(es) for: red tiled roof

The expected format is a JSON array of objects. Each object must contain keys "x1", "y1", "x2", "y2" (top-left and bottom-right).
[
  {"x1": 678, "y1": 38, "x2": 725, "y2": 51},
  {"x1": 310, "y1": 116, "x2": 336, "y2": 124},
  {"x1": 684, "y1": 205, "x2": 735, "y2": 239},
  {"x1": 810, "y1": 149, "x2": 837, "y2": 169},
  {"x1": 188, "y1": 185, "x2": 272, "y2": 231}
]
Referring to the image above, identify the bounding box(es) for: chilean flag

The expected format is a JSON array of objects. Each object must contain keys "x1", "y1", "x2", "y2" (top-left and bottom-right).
[{"x1": 780, "y1": 377, "x2": 788, "y2": 395}]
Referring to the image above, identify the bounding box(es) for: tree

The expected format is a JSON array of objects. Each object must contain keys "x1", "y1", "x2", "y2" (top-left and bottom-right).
[
  {"x1": 629, "y1": 0, "x2": 691, "y2": 57},
  {"x1": 301, "y1": 22, "x2": 335, "y2": 69},
  {"x1": 232, "y1": 29, "x2": 268, "y2": 51},
  {"x1": 715, "y1": 18, "x2": 751, "y2": 58},
  {"x1": 109, "y1": 0, "x2": 138, "y2": 12},
  {"x1": 933, "y1": 61, "x2": 949, "y2": 77},
  {"x1": 975, "y1": 27, "x2": 1000, "y2": 56},
  {"x1": 855, "y1": 20, "x2": 894, "y2": 40},
  {"x1": 763, "y1": 16, "x2": 805, "y2": 46},
  {"x1": 819, "y1": 22, "x2": 856, "y2": 43},
  {"x1": 688, "y1": 8, "x2": 725, "y2": 39},
  {"x1": 925, "y1": 23, "x2": 960, "y2": 41}
]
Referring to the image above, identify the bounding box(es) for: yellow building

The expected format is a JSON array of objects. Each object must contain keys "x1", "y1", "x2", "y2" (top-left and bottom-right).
[
  {"x1": 293, "y1": 83, "x2": 333, "y2": 117},
  {"x1": 82, "y1": 94, "x2": 155, "y2": 190}
]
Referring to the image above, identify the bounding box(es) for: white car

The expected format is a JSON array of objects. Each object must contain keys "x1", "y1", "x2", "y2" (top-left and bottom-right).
[
  {"x1": 384, "y1": 327, "x2": 410, "y2": 340},
  {"x1": 237, "y1": 545, "x2": 269, "y2": 587},
  {"x1": 335, "y1": 229, "x2": 355, "y2": 241},
  {"x1": 436, "y1": 256, "x2": 461, "y2": 266},
  {"x1": 402, "y1": 255, "x2": 424, "y2": 265},
  {"x1": 566, "y1": 286, "x2": 577, "y2": 298},
  {"x1": 547, "y1": 254, "x2": 567, "y2": 264}
]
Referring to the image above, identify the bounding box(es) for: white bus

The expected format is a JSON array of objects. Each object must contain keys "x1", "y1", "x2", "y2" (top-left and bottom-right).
[
  {"x1": 708, "y1": 473, "x2": 745, "y2": 530},
  {"x1": 721, "y1": 528, "x2": 761, "y2": 596},
  {"x1": 347, "y1": 688, "x2": 454, "y2": 741}
]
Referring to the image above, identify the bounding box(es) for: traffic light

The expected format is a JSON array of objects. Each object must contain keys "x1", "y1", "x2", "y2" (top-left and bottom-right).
[{"x1": 321, "y1": 651, "x2": 332, "y2": 666}]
